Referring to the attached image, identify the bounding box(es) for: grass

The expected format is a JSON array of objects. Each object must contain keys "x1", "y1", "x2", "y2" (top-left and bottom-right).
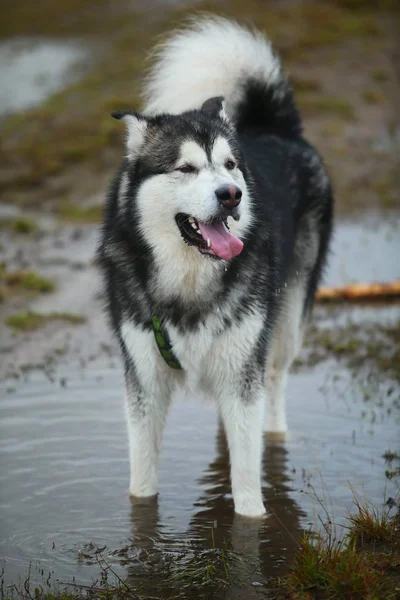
[
  {"x1": 57, "y1": 204, "x2": 103, "y2": 223},
  {"x1": 296, "y1": 319, "x2": 400, "y2": 382},
  {"x1": 371, "y1": 68, "x2": 390, "y2": 82},
  {"x1": 1, "y1": 0, "x2": 395, "y2": 211},
  {"x1": 290, "y1": 76, "x2": 322, "y2": 93},
  {"x1": 297, "y1": 94, "x2": 356, "y2": 119},
  {"x1": 372, "y1": 177, "x2": 397, "y2": 208},
  {"x1": 320, "y1": 121, "x2": 345, "y2": 136},
  {"x1": 384, "y1": 450, "x2": 400, "y2": 461},
  {"x1": 347, "y1": 496, "x2": 399, "y2": 547},
  {"x1": 276, "y1": 499, "x2": 400, "y2": 600},
  {"x1": 383, "y1": 450, "x2": 400, "y2": 482},
  {"x1": 291, "y1": 3, "x2": 383, "y2": 49},
  {"x1": 4, "y1": 271, "x2": 55, "y2": 293},
  {"x1": 5, "y1": 311, "x2": 86, "y2": 332},
  {"x1": 166, "y1": 546, "x2": 238, "y2": 594},
  {"x1": 0, "y1": 217, "x2": 38, "y2": 234},
  {"x1": 0, "y1": 267, "x2": 55, "y2": 301},
  {"x1": 362, "y1": 89, "x2": 386, "y2": 104},
  {"x1": 12, "y1": 217, "x2": 37, "y2": 234}
]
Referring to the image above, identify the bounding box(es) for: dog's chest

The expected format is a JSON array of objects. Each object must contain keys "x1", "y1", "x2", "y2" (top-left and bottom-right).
[
  {"x1": 166, "y1": 304, "x2": 264, "y2": 379},
  {"x1": 167, "y1": 312, "x2": 225, "y2": 373}
]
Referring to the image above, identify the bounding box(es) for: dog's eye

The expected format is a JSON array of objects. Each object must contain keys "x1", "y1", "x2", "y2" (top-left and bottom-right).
[
  {"x1": 176, "y1": 164, "x2": 196, "y2": 174},
  {"x1": 225, "y1": 159, "x2": 236, "y2": 170}
]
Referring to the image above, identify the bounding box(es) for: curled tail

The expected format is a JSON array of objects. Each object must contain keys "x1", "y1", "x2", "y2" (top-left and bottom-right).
[{"x1": 143, "y1": 16, "x2": 302, "y2": 137}]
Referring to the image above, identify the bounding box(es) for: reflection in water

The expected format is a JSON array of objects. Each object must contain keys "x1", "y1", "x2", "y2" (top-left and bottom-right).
[
  {"x1": 1, "y1": 362, "x2": 396, "y2": 588},
  {"x1": 128, "y1": 424, "x2": 304, "y2": 597}
]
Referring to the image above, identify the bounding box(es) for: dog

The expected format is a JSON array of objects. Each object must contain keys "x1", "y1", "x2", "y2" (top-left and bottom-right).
[{"x1": 97, "y1": 17, "x2": 333, "y2": 517}]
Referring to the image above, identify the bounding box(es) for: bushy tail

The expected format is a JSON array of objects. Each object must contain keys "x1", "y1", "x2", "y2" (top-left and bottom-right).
[{"x1": 143, "y1": 16, "x2": 302, "y2": 137}]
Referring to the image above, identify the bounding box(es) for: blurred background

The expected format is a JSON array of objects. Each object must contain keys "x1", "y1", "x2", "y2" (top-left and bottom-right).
[{"x1": 0, "y1": 0, "x2": 398, "y2": 217}]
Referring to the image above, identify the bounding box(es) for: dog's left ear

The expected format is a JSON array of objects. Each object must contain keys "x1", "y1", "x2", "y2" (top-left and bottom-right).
[
  {"x1": 111, "y1": 110, "x2": 148, "y2": 157},
  {"x1": 201, "y1": 96, "x2": 229, "y2": 122}
]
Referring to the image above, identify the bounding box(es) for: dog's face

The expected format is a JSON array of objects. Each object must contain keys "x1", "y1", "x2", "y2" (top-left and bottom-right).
[{"x1": 114, "y1": 98, "x2": 252, "y2": 262}]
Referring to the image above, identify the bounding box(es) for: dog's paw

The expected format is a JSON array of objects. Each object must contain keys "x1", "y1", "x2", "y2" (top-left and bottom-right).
[
  {"x1": 129, "y1": 480, "x2": 158, "y2": 498},
  {"x1": 263, "y1": 417, "x2": 288, "y2": 435},
  {"x1": 264, "y1": 430, "x2": 288, "y2": 442},
  {"x1": 233, "y1": 494, "x2": 266, "y2": 518}
]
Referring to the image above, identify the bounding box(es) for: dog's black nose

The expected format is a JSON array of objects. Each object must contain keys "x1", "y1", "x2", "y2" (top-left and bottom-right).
[{"x1": 215, "y1": 184, "x2": 242, "y2": 208}]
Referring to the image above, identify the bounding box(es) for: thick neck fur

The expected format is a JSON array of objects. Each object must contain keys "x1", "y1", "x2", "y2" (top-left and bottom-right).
[{"x1": 149, "y1": 243, "x2": 225, "y2": 306}]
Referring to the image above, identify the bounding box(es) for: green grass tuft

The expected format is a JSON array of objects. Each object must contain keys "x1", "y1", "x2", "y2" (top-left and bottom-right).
[
  {"x1": 167, "y1": 546, "x2": 236, "y2": 592},
  {"x1": 371, "y1": 68, "x2": 390, "y2": 82},
  {"x1": 4, "y1": 271, "x2": 55, "y2": 293},
  {"x1": 6, "y1": 311, "x2": 86, "y2": 332},
  {"x1": 12, "y1": 217, "x2": 37, "y2": 234},
  {"x1": 296, "y1": 320, "x2": 400, "y2": 382},
  {"x1": 0, "y1": 267, "x2": 55, "y2": 297},
  {"x1": 347, "y1": 496, "x2": 399, "y2": 548},
  {"x1": 362, "y1": 88, "x2": 386, "y2": 104},
  {"x1": 0, "y1": 217, "x2": 37, "y2": 234},
  {"x1": 277, "y1": 500, "x2": 400, "y2": 600},
  {"x1": 57, "y1": 204, "x2": 103, "y2": 223}
]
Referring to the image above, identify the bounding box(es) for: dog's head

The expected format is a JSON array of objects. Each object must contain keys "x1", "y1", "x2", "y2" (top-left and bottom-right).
[{"x1": 112, "y1": 97, "x2": 252, "y2": 262}]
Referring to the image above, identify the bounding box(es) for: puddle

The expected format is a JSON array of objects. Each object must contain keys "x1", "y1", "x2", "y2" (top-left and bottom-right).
[
  {"x1": 0, "y1": 38, "x2": 88, "y2": 115},
  {"x1": 0, "y1": 362, "x2": 397, "y2": 595},
  {"x1": 327, "y1": 215, "x2": 400, "y2": 286}
]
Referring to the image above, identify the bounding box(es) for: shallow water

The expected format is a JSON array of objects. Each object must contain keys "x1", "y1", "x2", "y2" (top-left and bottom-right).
[
  {"x1": 327, "y1": 215, "x2": 400, "y2": 286},
  {"x1": 0, "y1": 38, "x2": 88, "y2": 115},
  {"x1": 0, "y1": 358, "x2": 398, "y2": 594}
]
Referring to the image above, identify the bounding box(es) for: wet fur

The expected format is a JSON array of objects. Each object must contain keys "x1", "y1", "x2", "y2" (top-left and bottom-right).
[{"x1": 97, "y1": 17, "x2": 333, "y2": 517}]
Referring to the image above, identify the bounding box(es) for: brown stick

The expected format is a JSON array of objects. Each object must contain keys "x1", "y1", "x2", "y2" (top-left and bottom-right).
[{"x1": 316, "y1": 281, "x2": 400, "y2": 302}]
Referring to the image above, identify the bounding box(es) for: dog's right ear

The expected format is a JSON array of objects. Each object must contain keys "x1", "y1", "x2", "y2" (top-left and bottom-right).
[
  {"x1": 111, "y1": 110, "x2": 148, "y2": 157},
  {"x1": 201, "y1": 96, "x2": 229, "y2": 122}
]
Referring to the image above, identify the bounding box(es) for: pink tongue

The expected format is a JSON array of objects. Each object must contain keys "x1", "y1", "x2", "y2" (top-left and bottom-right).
[{"x1": 197, "y1": 221, "x2": 243, "y2": 260}]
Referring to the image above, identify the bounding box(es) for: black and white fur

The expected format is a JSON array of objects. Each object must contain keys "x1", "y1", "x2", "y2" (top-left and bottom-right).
[{"x1": 97, "y1": 17, "x2": 333, "y2": 517}]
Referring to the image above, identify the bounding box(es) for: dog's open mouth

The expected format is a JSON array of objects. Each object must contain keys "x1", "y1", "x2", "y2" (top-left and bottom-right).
[{"x1": 175, "y1": 213, "x2": 244, "y2": 261}]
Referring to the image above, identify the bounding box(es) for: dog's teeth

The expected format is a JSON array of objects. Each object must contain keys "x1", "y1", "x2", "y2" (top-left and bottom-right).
[
  {"x1": 191, "y1": 222, "x2": 198, "y2": 230},
  {"x1": 188, "y1": 217, "x2": 195, "y2": 223},
  {"x1": 207, "y1": 238, "x2": 211, "y2": 248}
]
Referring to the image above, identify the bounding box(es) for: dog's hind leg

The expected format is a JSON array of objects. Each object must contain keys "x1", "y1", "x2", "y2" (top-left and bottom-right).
[
  {"x1": 265, "y1": 180, "x2": 333, "y2": 434},
  {"x1": 264, "y1": 283, "x2": 306, "y2": 434}
]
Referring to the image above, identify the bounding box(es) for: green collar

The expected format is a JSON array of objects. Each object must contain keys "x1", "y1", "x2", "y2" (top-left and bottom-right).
[{"x1": 152, "y1": 316, "x2": 182, "y2": 370}]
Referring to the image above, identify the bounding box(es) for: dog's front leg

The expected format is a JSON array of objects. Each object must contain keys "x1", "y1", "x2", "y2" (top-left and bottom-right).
[
  {"x1": 218, "y1": 390, "x2": 266, "y2": 517},
  {"x1": 124, "y1": 367, "x2": 171, "y2": 498}
]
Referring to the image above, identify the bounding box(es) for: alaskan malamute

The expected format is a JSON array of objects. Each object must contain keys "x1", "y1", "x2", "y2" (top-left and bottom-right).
[{"x1": 98, "y1": 17, "x2": 333, "y2": 517}]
